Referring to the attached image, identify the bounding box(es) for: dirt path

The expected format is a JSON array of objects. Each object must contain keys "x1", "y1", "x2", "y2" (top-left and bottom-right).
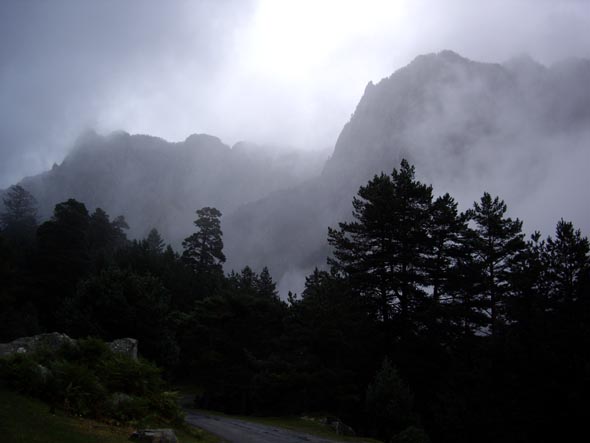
[{"x1": 185, "y1": 409, "x2": 343, "y2": 443}]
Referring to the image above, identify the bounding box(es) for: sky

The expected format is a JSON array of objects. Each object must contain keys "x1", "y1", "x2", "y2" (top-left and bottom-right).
[{"x1": 1, "y1": 0, "x2": 590, "y2": 187}]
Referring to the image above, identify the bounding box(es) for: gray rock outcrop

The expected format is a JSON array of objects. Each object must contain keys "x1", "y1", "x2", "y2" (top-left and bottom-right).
[
  {"x1": 0, "y1": 332, "x2": 74, "y2": 357},
  {"x1": 0, "y1": 332, "x2": 138, "y2": 360},
  {"x1": 109, "y1": 338, "x2": 138, "y2": 360},
  {"x1": 329, "y1": 419, "x2": 356, "y2": 436}
]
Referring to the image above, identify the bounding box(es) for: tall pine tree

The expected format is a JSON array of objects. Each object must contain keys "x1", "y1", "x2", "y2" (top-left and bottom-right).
[
  {"x1": 182, "y1": 207, "x2": 225, "y2": 275},
  {"x1": 328, "y1": 160, "x2": 432, "y2": 330},
  {"x1": 467, "y1": 193, "x2": 525, "y2": 335}
]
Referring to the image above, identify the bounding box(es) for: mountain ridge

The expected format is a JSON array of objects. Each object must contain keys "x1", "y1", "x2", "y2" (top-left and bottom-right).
[
  {"x1": 3, "y1": 50, "x2": 589, "y2": 294},
  {"x1": 225, "y1": 50, "x2": 590, "y2": 292},
  {"x1": 9, "y1": 130, "x2": 328, "y2": 252}
]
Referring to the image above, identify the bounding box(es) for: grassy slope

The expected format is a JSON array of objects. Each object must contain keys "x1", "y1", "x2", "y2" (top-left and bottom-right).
[{"x1": 0, "y1": 386, "x2": 219, "y2": 443}]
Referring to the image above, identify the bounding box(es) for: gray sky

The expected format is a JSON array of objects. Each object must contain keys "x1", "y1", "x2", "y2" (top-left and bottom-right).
[{"x1": 1, "y1": 0, "x2": 590, "y2": 187}]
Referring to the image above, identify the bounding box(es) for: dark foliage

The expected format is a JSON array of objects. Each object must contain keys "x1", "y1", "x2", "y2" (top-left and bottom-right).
[
  {"x1": 1, "y1": 162, "x2": 589, "y2": 442},
  {"x1": 0, "y1": 338, "x2": 184, "y2": 424}
]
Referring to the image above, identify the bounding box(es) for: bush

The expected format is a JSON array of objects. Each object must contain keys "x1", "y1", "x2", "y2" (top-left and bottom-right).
[
  {"x1": 99, "y1": 352, "x2": 163, "y2": 396},
  {"x1": 107, "y1": 394, "x2": 150, "y2": 422},
  {"x1": 0, "y1": 337, "x2": 183, "y2": 424},
  {"x1": 366, "y1": 358, "x2": 416, "y2": 441},
  {"x1": 0, "y1": 353, "x2": 50, "y2": 396},
  {"x1": 148, "y1": 390, "x2": 185, "y2": 425},
  {"x1": 52, "y1": 360, "x2": 107, "y2": 416}
]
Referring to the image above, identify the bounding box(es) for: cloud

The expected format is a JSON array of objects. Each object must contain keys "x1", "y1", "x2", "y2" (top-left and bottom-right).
[{"x1": 1, "y1": 0, "x2": 590, "y2": 187}]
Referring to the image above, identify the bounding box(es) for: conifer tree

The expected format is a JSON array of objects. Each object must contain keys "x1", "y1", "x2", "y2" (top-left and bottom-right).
[
  {"x1": 182, "y1": 207, "x2": 225, "y2": 275},
  {"x1": 467, "y1": 193, "x2": 525, "y2": 335},
  {"x1": 426, "y1": 193, "x2": 469, "y2": 303},
  {"x1": 144, "y1": 228, "x2": 166, "y2": 253},
  {"x1": 88, "y1": 208, "x2": 129, "y2": 257},
  {"x1": 543, "y1": 219, "x2": 590, "y2": 304},
  {"x1": 328, "y1": 160, "x2": 432, "y2": 327},
  {"x1": 0, "y1": 185, "x2": 38, "y2": 244},
  {"x1": 257, "y1": 267, "x2": 278, "y2": 299}
]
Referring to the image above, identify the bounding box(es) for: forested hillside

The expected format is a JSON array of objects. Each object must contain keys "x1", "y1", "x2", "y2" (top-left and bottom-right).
[
  {"x1": 225, "y1": 51, "x2": 590, "y2": 290},
  {"x1": 3, "y1": 52, "x2": 589, "y2": 294},
  {"x1": 5, "y1": 130, "x2": 327, "y2": 250},
  {"x1": 2, "y1": 159, "x2": 588, "y2": 442}
]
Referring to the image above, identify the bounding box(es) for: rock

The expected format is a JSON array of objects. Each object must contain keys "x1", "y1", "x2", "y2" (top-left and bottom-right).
[
  {"x1": 129, "y1": 429, "x2": 178, "y2": 443},
  {"x1": 108, "y1": 338, "x2": 138, "y2": 360},
  {"x1": 325, "y1": 416, "x2": 356, "y2": 436},
  {"x1": 0, "y1": 332, "x2": 75, "y2": 357},
  {"x1": 36, "y1": 364, "x2": 51, "y2": 381},
  {"x1": 0, "y1": 333, "x2": 139, "y2": 360},
  {"x1": 302, "y1": 416, "x2": 356, "y2": 436}
]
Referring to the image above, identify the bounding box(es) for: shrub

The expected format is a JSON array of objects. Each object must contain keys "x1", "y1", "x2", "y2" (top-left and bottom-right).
[
  {"x1": 366, "y1": 358, "x2": 416, "y2": 441},
  {"x1": 107, "y1": 394, "x2": 150, "y2": 422},
  {"x1": 148, "y1": 391, "x2": 185, "y2": 425},
  {"x1": 52, "y1": 360, "x2": 107, "y2": 417},
  {"x1": 0, "y1": 353, "x2": 50, "y2": 396},
  {"x1": 99, "y1": 352, "x2": 162, "y2": 396},
  {"x1": 0, "y1": 337, "x2": 183, "y2": 424}
]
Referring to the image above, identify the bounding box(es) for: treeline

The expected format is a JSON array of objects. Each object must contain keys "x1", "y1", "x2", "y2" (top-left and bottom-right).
[{"x1": 1, "y1": 160, "x2": 589, "y2": 443}]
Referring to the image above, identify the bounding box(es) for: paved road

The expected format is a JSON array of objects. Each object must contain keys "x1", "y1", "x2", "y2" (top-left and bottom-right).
[{"x1": 185, "y1": 409, "x2": 342, "y2": 443}]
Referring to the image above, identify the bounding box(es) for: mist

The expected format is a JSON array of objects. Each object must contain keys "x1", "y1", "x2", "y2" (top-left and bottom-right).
[
  {"x1": 2, "y1": 0, "x2": 590, "y2": 187},
  {"x1": 3, "y1": 3, "x2": 590, "y2": 438},
  {"x1": 2, "y1": 1, "x2": 590, "y2": 296}
]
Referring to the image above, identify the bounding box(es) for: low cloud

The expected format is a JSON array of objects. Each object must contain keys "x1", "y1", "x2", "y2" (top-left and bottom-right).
[{"x1": 1, "y1": 0, "x2": 590, "y2": 187}]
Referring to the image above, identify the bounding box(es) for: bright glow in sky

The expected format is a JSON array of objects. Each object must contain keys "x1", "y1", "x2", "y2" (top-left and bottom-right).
[
  {"x1": 242, "y1": 0, "x2": 405, "y2": 82},
  {"x1": 1, "y1": 0, "x2": 590, "y2": 186}
]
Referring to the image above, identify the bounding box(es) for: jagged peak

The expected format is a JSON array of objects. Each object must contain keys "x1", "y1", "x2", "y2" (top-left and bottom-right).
[
  {"x1": 106, "y1": 129, "x2": 131, "y2": 139},
  {"x1": 437, "y1": 49, "x2": 469, "y2": 63},
  {"x1": 408, "y1": 50, "x2": 470, "y2": 67},
  {"x1": 184, "y1": 133, "x2": 223, "y2": 146},
  {"x1": 364, "y1": 80, "x2": 375, "y2": 92},
  {"x1": 73, "y1": 129, "x2": 102, "y2": 146}
]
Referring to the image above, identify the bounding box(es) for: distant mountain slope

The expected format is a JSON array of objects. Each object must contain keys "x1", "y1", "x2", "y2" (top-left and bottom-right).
[
  {"x1": 3, "y1": 51, "x2": 589, "y2": 294},
  {"x1": 324, "y1": 50, "x2": 590, "y2": 189},
  {"x1": 225, "y1": 51, "x2": 590, "y2": 293},
  {"x1": 10, "y1": 131, "x2": 328, "y2": 247}
]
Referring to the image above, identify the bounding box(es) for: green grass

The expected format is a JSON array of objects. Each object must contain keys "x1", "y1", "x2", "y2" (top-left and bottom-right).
[{"x1": 0, "y1": 386, "x2": 220, "y2": 443}]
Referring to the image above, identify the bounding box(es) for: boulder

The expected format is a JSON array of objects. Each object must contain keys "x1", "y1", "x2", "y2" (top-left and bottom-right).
[
  {"x1": 0, "y1": 332, "x2": 75, "y2": 357},
  {"x1": 129, "y1": 429, "x2": 178, "y2": 443},
  {"x1": 323, "y1": 416, "x2": 356, "y2": 436},
  {"x1": 109, "y1": 338, "x2": 138, "y2": 360},
  {"x1": 302, "y1": 415, "x2": 356, "y2": 436},
  {"x1": 329, "y1": 419, "x2": 356, "y2": 436},
  {"x1": 0, "y1": 333, "x2": 138, "y2": 360}
]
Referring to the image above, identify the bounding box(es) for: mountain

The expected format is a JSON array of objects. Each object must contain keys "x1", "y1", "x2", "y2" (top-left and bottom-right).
[
  {"x1": 10, "y1": 130, "x2": 329, "y2": 248},
  {"x1": 4, "y1": 51, "x2": 589, "y2": 294},
  {"x1": 225, "y1": 51, "x2": 590, "y2": 293}
]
